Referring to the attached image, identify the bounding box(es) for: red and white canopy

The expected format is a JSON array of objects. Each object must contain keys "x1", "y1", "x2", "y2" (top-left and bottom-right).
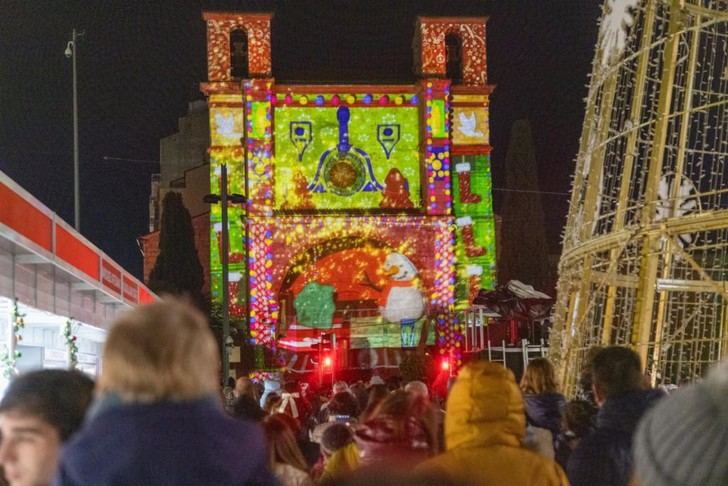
[{"x1": 0, "y1": 170, "x2": 155, "y2": 331}]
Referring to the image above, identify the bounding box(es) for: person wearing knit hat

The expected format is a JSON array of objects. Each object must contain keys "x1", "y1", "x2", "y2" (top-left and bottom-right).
[
  {"x1": 633, "y1": 360, "x2": 728, "y2": 486},
  {"x1": 404, "y1": 380, "x2": 429, "y2": 400},
  {"x1": 310, "y1": 422, "x2": 357, "y2": 483},
  {"x1": 321, "y1": 423, "x2": 354, "y2": 456}
]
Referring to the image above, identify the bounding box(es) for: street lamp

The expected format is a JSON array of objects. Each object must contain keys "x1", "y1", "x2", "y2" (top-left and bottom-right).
[
  {"x1": 204, "y1": 164, "x2": 246, "y2": 380},
  {"x1": 65, "y1": 29, "x2": 84, "y2": 231}
]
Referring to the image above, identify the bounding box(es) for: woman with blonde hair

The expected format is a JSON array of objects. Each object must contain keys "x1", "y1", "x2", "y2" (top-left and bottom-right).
[
  {"x1": 520, "y1": 357, "x2": 566, "y2": 441},
  {"x1": 265, "y1": 413, "x2": 315, "y2": 486},
  {"x1": 54, "y1": 300, "x2": 276, "y2": 485}
]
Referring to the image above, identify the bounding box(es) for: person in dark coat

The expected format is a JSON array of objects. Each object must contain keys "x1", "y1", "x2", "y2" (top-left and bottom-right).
[
  {"x1": 575, "y1": 346, "x2": 603, "y2": 407},
  {"x1": 554, "y1": 400, "x2": 597, "y2": 469},
  {"x1": 232, "y1": 394, "x2": 267, "y2": 422},
  {"x1": 567, "y1": 346, "x2": 663, "y2": 486},
  {"x1": 54, "y1": 301, "x2": 276, "y2": 486},
  {"x1": 520, "y1": 358, "x2": 566, "y2": 440}
]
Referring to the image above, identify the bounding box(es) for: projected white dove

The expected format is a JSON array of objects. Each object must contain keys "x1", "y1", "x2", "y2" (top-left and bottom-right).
[
  {"x1": 215, "y1": 113, "x2": 240, "y2": 139},
  {"x1": 457, "y1": 112, "x2": 484, "y2": 138}
]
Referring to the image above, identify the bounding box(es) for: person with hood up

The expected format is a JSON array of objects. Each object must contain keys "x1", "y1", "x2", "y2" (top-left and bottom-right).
[
  {"x1": 632, "y1": 358, "x2": 728, "y2": 486},
  {"x1": 414, "y1": 361, "x2": 568, "y2": 486},
  {"x1": 54, "y1": 301, "x2": 276, "y2": 486},
  {"x1": 567, "y1": 346, "x2": 663, "y2": 486}
]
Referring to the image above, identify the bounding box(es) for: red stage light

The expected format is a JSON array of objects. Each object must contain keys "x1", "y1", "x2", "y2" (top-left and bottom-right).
[
  {"x1": 441, "y1": 359, "x2": 450, "y2": 371},
  {"x1": 323, "y1": 356, "x2": 333, "y2": 368}
]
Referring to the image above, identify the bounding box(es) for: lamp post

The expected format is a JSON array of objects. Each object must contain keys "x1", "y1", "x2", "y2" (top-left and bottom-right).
[
  {"x1": 65, "y1": 29, "x2": 83, "y2": 231},
  {"x1": 204, "y1": 164, "x2": 246, "y2": 380}
]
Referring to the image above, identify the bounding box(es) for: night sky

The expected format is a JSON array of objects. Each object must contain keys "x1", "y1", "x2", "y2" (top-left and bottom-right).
[{"x1": 1, "y1": 0, "x2": 602, "y2": 278}]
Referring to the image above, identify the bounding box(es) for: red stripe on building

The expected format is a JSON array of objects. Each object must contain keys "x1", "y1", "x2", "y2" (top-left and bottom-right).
[
  {"x1": 101, "y1": 259, "x2": 122, "y2": 295},
  {"x1": 138, "y1": 287, "x2": 155, "y2": 304},
  {"x1": 123, "y1": 275, "x2": 139, "y2": 304},
  {"x1": 0, "y1": 182, "x2": 53, "y2": 251},
  {"x1": 55, "y1": 226, "x2": 100, "y2": 280}
]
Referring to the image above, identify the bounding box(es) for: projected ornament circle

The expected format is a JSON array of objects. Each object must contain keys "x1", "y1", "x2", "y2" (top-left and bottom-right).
[{"x1": 322, "y1": 151, "x2": 366, "y2": 196}]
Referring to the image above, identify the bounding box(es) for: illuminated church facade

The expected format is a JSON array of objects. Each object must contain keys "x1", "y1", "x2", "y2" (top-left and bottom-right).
[{"x1": 202, "y1": 12, "x2": 496, "y2": 371}]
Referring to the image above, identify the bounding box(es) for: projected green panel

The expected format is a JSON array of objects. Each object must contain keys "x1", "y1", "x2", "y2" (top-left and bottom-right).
[{"x1": 274, "y1": 104, "x2": 421, "y2": 210}]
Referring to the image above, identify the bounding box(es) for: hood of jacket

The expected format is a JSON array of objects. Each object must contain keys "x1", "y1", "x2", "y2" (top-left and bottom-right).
[
  {"x1": 354, "y1": 415, "x2": 431, "y2": 467},
  {"x1": 597, "y1": 388, "x2": 664, "y2": 434},
  {"x1": 445, "y1": 361, "x2": 525, "y2": 451}
]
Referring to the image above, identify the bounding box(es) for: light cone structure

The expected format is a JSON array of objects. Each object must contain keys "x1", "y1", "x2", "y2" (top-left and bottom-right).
[{"x1": 553, "y1": 0, "x2": 728, "y2": 393}]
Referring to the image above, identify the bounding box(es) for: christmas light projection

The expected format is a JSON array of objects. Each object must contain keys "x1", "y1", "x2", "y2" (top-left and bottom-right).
[
  {"x1": 452, "y1": 154, "x2": 497, "y2": 301},
  {"x1": 274, "y1": 98, "x2": 421, "y2": 210},
  {"x1": 249, "y1": 216, "x2": 455, "y2": 349},
  {"x1": 245, "y1": 80, "x2": 275, "y2": 217},
  {"x1": 203, "y1": 13, "x2": 496, "y2": 369},
  {"x1": 423, "y1": 80, "x2": 452, "y2": 215},
  {"x1": 552, "y1": 0, "x2": 728, "y2": 393},
  {"x1": 207, "y1": 93, "x2": 246, "y2": 315}
]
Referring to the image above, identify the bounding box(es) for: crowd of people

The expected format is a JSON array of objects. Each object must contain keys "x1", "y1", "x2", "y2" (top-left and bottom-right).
[{"x1": 0, "y1": 300, "x2": 726, "y2": 485}]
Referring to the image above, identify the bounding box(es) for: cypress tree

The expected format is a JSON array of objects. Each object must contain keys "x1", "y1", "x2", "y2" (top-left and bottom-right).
[
  {"x1": 498, "y1": 119, "x2": 552, "y2": 291},
  {"x1": 148, "y1": 192, "x2": 204, "y2": 302}
]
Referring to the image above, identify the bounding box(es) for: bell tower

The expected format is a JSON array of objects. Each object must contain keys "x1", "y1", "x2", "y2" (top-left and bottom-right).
[
  {"x1": 415, "y1": 17, "x2": 497, "y2": 307},
  {"x1": 201, "y1": 12, "x2": 276, "y2": 343},
  {"x1": 414, "y1": 17, "x2": 488, "y2": 87},
  {"x1": 202, "y1": 12, "x2": 273, "y2": 83}
]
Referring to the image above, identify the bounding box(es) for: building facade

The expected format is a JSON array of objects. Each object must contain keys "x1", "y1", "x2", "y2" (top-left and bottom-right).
[{"x1": 201, "y1": 12, "x2": 497, "y2": 372}]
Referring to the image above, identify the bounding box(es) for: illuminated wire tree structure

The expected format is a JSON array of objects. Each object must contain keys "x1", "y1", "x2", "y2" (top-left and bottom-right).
[{"x1": 552, "y1": 0, "x2": 728, "y2": 393}]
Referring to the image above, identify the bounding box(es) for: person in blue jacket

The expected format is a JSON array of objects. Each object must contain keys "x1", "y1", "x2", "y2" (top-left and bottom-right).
[
  {"x1": 54, "y1": 301, "x2": 277, "y2": 486},
  {"x1": 567, "y1": 346, "x2": 663, "y2": 486},
  {"x1": 520, "y1": 357, "x2": 567, "y2": 441}
]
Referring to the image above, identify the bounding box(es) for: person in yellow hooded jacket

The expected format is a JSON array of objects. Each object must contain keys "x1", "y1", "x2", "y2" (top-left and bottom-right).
[{"x1": 415, "y1": 361, "x2": 569, "y2": 486}]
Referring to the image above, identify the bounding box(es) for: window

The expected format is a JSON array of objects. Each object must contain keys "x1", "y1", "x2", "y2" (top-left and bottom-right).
[
  {"x1": 445, "y1": 34, "x2": 463, "y2": 84},
  {"x1": 230, "y1": 29, "x2": 248, "y2": 78}
]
